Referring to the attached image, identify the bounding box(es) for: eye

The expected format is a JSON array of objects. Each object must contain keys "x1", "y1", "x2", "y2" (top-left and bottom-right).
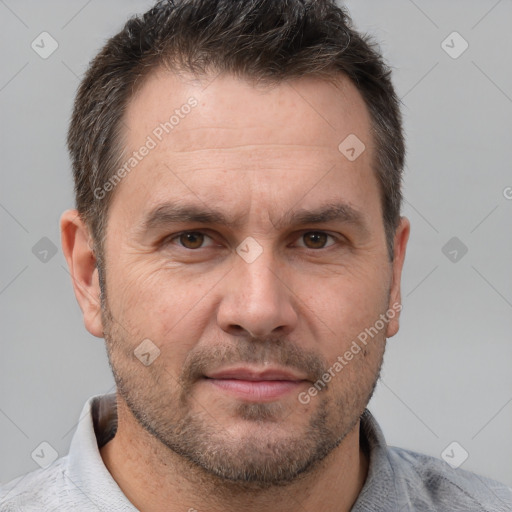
[
  {"x1": 169, "y1": 231, "x2": 215, "y2": 249},
  {"x1": 164, "y1": 230, "x2": 340, "y2": 252},
  {"x1": 296, "y1": 231, "x2": 337, "y2": 249}
]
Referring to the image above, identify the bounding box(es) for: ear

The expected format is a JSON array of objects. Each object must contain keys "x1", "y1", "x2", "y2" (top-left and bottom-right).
[
  {"x1": 60, "y1": 209, "x2": 104, "y2": 338},
  {"x1": 385, "y1": 216, "x2": 410, "y2": 338}
]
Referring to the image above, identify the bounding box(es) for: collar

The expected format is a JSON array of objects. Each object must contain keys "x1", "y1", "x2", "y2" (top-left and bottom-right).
[{"x1": 66, "y1": 393, "x2": 398, "y2": 510}]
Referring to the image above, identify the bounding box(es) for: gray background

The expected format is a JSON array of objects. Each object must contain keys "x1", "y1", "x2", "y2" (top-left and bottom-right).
[{"x1": 1, "y1": 0, "x2": 511, "y2": 488}]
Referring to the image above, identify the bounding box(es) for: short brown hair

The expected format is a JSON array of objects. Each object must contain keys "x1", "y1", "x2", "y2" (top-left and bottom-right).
[{"x1": 67, "y1": 0, "x2": 405, "y2": 262}]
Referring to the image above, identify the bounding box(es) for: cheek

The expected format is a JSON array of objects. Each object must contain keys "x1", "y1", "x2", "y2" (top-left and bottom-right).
[
  {"x1": 110, "y1": 263, "x2": 217, "y2": 351},
  {"x1": 301, "y1": 269, "x2": 389, "y2": 346}
]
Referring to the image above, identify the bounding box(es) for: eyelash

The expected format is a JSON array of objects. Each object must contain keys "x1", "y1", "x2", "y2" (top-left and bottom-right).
[{"x1": 163, "y1": 230, "x2": 343, "y2": 251}]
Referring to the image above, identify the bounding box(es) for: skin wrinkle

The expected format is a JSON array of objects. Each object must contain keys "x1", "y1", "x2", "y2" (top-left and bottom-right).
[
  {"x1": 157, "y1": 143, "x2": 332, "y2": 151},
  {"x1": 61, "y1": 71, "x2": 410, "y2": 512}
]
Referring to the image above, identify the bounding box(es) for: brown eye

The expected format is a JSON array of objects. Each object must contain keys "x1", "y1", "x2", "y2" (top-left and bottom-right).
[
  {"x1": 302, "y1": 232, "x2": 329, "y2": 249},
  {"x1": 178, "y1": 232, "x2": 205, "y2": 249}
]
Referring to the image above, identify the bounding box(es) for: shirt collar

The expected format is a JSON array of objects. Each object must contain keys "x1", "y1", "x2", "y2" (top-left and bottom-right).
[
  {"x1": 64, "y1": 393, "x2": 137, "y2": 511},
  {"x1": 352, "y1": 408, "x2": 402, "y2": 510},
  {"x1": 66, "y1": 393, "x2": 398, "y2": 510}
]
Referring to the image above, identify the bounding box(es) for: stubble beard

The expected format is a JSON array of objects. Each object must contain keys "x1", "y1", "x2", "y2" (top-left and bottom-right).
[{"x1": 99, "y1": 283, "x2": 384, "y2": 491}]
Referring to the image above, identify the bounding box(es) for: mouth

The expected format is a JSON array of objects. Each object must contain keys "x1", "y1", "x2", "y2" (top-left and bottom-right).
[{"x1": 202, "y1": 367, "x2": 309, "y2": 402}]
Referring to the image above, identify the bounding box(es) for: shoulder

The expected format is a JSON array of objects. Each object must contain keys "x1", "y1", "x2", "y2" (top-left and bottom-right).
[
  {"x1": 388, "y1": 445, "x2": 512, "y2": 512},
  {"x1": 0, "y1": 457, "x2": 70, "y2": 511}
]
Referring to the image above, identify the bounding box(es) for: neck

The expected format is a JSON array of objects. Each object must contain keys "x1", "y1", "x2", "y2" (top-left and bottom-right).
[{"x1": 100, "y1": 397, "x2": 369, "y2": 512}]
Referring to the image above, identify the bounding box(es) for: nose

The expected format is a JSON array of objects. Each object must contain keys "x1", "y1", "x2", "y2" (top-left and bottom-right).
[{"x1": 216, "y1": 249, "x2": 298, "y2": 338}]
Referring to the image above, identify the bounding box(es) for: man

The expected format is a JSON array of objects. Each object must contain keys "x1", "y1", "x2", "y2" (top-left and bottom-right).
[{"x1": 1, "y1": 0, "x2": 510, "y2": 511}]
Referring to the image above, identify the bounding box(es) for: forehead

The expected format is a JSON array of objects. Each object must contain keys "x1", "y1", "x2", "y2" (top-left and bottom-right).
[
  {"x1": 125, "y1": 69, "x2": 372, "y2": 153},
  {"x1": 109, "y1": 69, "x2": 379, "y2": 228}
]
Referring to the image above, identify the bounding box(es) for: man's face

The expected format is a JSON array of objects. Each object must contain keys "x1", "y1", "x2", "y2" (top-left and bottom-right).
[{"x1": 98, "y1": 71, "x2": 406, "y2": 485}]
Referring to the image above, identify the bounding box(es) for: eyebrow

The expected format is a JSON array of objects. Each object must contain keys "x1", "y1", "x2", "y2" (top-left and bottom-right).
[
  {"x1": 140, "y1": 201, "x2": 369, "y2": 235},
  {"x1": 276, "y1": 203, "x2": 368, "y2": 233}
]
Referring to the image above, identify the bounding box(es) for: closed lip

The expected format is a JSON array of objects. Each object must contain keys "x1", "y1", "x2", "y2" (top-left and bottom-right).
[{"x1": 204, "y1": 366, "x2": 308, "y2": 382}]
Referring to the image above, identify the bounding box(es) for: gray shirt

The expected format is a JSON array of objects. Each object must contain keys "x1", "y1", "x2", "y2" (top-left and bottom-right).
[{"x1": 1, "y1": 393, "x2": 511, "y2": 511}]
